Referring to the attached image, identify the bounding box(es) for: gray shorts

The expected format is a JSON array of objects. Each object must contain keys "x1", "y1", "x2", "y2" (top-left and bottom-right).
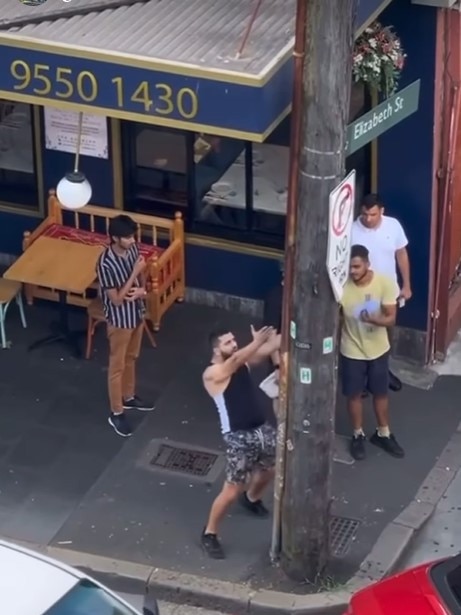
[{"x1": 223, "y1": 423, "x2": 276, "y2": 484}]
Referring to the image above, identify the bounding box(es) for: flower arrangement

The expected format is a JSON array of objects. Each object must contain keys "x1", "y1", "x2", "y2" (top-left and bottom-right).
[{"x1": 352, "y1": 22, "x2": 406, "y2": 96}]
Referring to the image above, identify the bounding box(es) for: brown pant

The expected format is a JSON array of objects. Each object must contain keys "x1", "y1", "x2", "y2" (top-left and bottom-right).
[{"x1": 107, "y1": 323, "x2": 143, "y2": 412}]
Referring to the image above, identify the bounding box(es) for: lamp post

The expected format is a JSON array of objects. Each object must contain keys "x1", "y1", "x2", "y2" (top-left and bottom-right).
[{"x1": 56, "y1": 111, "x2": 92, "y2": 210}]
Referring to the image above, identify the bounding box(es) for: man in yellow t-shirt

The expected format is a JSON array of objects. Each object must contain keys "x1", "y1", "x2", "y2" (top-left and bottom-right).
[{"x1": 340, "y1": 244, "x2": 405, "y2": 462}]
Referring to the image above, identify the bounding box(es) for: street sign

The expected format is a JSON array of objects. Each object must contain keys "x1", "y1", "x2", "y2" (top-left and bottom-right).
[
  {"x1": 327, "y1": 170, "x2": 356, "y2": 302},
  {"x1": 346, "y1": 80, "x2": 421, "y2": 155}
]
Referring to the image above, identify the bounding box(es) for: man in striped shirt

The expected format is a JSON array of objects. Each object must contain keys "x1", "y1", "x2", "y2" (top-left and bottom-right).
[{"x1": 96, "y1": 215, "x2": 154, "y2": 437}]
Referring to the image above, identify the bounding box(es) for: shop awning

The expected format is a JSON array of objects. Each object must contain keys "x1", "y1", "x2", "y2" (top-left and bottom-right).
[
  {"x1": 0, "y1": 0, "x2": 392, "y2": 142},
  {"x1": 357, "y1": 0, "x2": 393, "y2": 33}
]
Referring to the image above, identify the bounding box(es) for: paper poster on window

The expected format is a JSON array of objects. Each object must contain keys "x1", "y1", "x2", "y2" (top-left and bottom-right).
[{"x1": 44, "y1": 108, "x2": 109, "y2": 159}]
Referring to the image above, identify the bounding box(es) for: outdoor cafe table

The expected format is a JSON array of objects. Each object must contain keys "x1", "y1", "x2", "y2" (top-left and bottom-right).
[{"x1": 4, "y1": 236, "x2": 103, "y2": 358}]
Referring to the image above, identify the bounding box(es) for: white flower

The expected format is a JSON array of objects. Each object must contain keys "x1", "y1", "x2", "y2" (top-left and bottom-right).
[{"x1": 369, "y1": 38, "x2": 377, "y2": 49}]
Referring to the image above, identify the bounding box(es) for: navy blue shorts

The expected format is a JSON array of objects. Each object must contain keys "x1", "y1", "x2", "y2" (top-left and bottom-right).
[{"x1": 340, "y1": 352, "x2": 389, "y2": 397}]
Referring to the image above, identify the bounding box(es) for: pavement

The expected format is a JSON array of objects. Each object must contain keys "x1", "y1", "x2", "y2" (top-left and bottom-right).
[
  {"x1": 119, "y1": 582, "x2": 224, "y2": 615},
  {"x1": 400, "y1": 460, "x2": 461, "y2": 570},
  {"x1": 1, "y1": 297, "x2": 461, "y2": 613}
]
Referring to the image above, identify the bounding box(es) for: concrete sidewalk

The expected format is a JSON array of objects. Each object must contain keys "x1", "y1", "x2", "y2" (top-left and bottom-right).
[
  {"x1": 400, "y1": 458, "x2": 461, "y2": 570},
  {"x1": 1, "y1": 300, "x2": 461, "y2": 612}
]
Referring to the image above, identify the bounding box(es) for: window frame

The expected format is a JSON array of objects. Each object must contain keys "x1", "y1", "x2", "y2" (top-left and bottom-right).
[
  {"x1": 0, "y1": 102, "x2": 45, "y2": 218},
  {"x1": 121, "y1": 121, "x2": 287, "y2": 249},
  {"x1": 121, "y1": 121, "x2": 189, "y2": 217},
  {"x1": 120, "y1": 91, "x2": 372, "y2": 251}
]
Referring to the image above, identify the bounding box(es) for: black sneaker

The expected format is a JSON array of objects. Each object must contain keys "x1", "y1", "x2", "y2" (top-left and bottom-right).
[
  {"x1": 240, "y1": 492, "x2": 269, "y2": 517},
  {"x1": 370, "y1": 431, "x2": 405, "y2": 458},
  {"x1": 201, "y1": 529, "x2": 225, "y2": 559},
  {"x1": 123, "y1": 396, "x2": 155, "y2": 412},
  {"x1": 350, "y1": 434, "x2": 366, "y2": 461},
  {"x1": 108, "y1": 413, "x2": 132, "y2": 437}
]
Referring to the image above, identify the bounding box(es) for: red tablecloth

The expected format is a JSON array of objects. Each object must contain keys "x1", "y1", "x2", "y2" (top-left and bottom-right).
[{"x1": 41, "y1": 223, "x2": 162, "y2": 259}]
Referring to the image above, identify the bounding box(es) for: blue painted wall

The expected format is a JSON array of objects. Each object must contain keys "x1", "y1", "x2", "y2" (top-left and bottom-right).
[
  {"x1": 378, "y1": 0, "x2": 436, "y2": 331},
  {"x1": 186, "y1": 244, "x2": 280, "y2": 299}
]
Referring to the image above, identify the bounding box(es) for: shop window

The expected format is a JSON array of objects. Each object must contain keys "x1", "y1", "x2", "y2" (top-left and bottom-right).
[
  {"x1": 120, "y1": 84, "x2": 371, "y2": 249},
  {"x1": 194, "y1": 135, "x2": 247, "y2": 230},
  {"x1": 122, "y1": 122, "x2": 287, "y2": 248},
  {"x1": 121, "y1": 123, "x2": 189, "y2": 216},
  {"x1": 192, "y1": 134, "x2": 287, "y2": 247},
  {"x1": 0, "y1": 101, "x2": 40, "y2": 212},
  {"x1": 251, "y1": 143, "x2": 288, "y2": 236}
]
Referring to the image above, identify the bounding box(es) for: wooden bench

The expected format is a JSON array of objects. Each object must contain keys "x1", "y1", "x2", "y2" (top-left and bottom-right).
[{"x1": 22, "y1": 189, "x2": 185, "y2": 331}]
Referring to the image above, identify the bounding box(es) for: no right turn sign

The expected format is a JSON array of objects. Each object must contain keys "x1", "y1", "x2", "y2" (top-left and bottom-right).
[{"x1": 326, "y1": 170, "x2": 356, "y2": 301}]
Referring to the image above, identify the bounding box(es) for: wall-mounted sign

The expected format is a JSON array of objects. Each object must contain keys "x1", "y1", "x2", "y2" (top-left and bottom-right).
[
  {"x1": 44, "y1": 107, "x2": 108, "y2": 158},
  {"x1": 346, "y1": 80, "x2": 421, "y2": 155},
  {"x1": 0, "y1": 41, "x2": 293, "y2": 141}
]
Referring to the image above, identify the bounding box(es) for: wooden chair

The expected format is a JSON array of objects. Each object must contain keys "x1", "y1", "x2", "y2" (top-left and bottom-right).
[
  {"x1": 0, "y1": 279, "x2": 27, "y2": 349},
  {"x1": 85, "y1": 297, "x2": 156, "y2": 360}
]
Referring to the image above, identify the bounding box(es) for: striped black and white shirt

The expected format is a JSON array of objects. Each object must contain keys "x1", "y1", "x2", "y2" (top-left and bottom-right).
[{"x1": 96, "y1": 244, "x2": 145, "y2": 329}]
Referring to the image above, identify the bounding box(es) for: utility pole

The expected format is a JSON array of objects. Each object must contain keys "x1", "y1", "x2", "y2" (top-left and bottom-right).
[{"x1": 279, "y1": 0, "x2": 358, "y2": 581}]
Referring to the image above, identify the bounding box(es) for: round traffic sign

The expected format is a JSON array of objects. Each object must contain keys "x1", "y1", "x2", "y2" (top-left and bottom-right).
[{"x1": 332, "y1": 183, "x2": 353, "y2": 237}]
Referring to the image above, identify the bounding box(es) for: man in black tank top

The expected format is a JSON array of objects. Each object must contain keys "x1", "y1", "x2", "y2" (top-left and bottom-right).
[{"x1": 201, "y1": 325, "x2": 281, "y2": 559}]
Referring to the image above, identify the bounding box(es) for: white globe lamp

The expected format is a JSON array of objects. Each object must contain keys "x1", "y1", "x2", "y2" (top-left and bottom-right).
[
  {"x1": 56, "y1": 111, "x2": 92, "y2": 211},
  {"x1": 56, "y1": 171, "x2": 92, "y2": 210}
]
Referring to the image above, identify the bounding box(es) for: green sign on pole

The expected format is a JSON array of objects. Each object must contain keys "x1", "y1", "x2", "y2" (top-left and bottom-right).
[{"x1": 346, "y1": 79, "x2": 421, "y2": 155}]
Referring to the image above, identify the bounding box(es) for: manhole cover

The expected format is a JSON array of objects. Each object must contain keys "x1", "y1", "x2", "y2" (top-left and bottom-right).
[
  {"x1": 330, "y1": 516, "x2": 361, "y2": 557},
  {"x1": 150, "y1": 444, "x2": 219, "y2": 478}
]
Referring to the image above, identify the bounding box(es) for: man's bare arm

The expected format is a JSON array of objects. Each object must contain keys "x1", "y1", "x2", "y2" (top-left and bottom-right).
[
  {"x1": 366, "y1": 304, "x2": 397, "y2": 328},
  {"x1": 396, "y1": 247, "x2": 411, "y2": 296},
  {"x1": 106, "y1": 257, "x2": 146, "y2": 306},
  {"x1": 210, "y1": 327, "x2": 275, "y2": 382},
  {"x1": 106, "y1": 270, "x2": 139, "y2": 306},
  {"x1": 248, "y1": 333, "x2": 281, "y2": 365}
]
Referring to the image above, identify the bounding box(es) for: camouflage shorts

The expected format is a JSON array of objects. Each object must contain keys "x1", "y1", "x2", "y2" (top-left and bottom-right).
[{"x1": 223, "y1": 423, "x2": 276, "y2": 484}]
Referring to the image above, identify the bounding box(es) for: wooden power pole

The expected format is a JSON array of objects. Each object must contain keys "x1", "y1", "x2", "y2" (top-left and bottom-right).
[{"x1": 280, "y1": 0, "x2": 358, "y2": 581}]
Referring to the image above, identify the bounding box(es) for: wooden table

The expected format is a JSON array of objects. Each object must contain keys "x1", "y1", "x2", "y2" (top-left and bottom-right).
[{"x1": 4, "y1": 236, "x2": 104, "y2": 357}]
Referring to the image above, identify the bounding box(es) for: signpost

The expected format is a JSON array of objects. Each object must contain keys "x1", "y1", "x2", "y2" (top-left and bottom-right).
[
  {"x1": 327, "y1": 170, "x2": 356, "y2": 301},
  {"x1": 346, "y1": 79, "x2": 421, "y2": 155}
]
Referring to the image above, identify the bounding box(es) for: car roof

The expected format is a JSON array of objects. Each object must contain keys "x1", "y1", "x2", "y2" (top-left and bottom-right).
[{"x1": 0, "y1": 541, "x2": 80, "y2": 615}]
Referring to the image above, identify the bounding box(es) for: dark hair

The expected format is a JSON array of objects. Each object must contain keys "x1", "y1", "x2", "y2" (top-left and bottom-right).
[
  {"x1": 361, "y1": 193, "x2": 384, "y2": 210},
  {"x1": 209, "y1": 328, "x2": 230, "y2": 349},
  {"x1": 108, "y1": 215, "x2": 137, "y2": 240},
  {"x1": 350, "y1": 244, "x2": 369, "y2": 261}
]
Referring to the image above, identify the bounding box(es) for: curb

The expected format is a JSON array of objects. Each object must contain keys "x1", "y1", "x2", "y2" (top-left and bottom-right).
[{"x1": 6, "y1": 425, "x2": 461, "y2": 615}]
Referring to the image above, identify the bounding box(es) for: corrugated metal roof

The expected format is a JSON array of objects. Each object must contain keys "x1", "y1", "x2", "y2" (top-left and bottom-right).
[
  {"x1": 2, "y1": 0, "x2": 296, "y2": 76},
  {"x1": 0, "y1": 0, "x2": 148, "y2": 28}
]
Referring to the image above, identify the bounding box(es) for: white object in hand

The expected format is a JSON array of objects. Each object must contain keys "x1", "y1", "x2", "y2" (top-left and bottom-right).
[{"x1": 259, "y1": 370, "x2": 279, "y2": 400}]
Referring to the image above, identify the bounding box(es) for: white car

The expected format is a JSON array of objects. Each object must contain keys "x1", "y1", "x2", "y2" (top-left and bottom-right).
[{"x1": 0, "y1": 540, "x2": 159, "y2": 615}]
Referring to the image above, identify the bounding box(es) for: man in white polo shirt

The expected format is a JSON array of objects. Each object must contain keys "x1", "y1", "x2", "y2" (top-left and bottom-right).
[{"x1": 351, "y1": 193, "x2": 411, "y2": 390}]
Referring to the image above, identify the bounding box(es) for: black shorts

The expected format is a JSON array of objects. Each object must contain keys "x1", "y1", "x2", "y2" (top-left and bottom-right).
[{"x1": 340, "y1": 351, "x2": 389, "y2": 397}]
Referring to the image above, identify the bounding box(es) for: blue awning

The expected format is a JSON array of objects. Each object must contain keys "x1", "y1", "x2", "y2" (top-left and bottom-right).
[{"x1": 357, "y1": 0, "x2": 393, "y2": 33}]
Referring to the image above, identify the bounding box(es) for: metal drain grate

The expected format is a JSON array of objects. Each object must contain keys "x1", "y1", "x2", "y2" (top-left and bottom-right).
[
  {"x1": 330, "y1": 516, "x2": 361, "y2": 557},
  {"x1": 150, "y1": 444, "x2": 219, "y2": 478}
]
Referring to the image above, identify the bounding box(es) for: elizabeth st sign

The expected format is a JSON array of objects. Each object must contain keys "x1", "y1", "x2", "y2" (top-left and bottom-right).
[
  {"x1": 327, "y1": 170, "x2": 356, "y2": 302},
  {"x1": 346, "y1": 79, "x2": 421, "y2": 155},
  {"x1": 325, "y1": 81, "x2": 420, "y2": 298}
]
